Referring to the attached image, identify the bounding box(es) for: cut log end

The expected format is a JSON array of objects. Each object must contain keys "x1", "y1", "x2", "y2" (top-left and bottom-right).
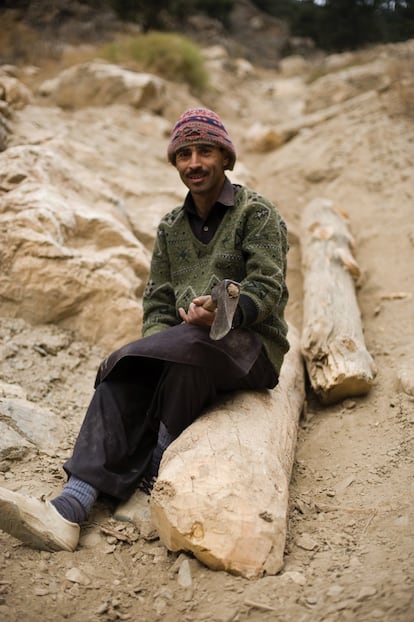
[
  {"x1": 151, "y1": 481, "x2": 287, "y2": 578},
  {"x1": 315, "y1": 375, "x2": 374, "y2": 405}
]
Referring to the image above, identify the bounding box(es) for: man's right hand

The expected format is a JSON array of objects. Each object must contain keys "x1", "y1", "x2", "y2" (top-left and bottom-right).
[{"x1": 179, "y1": 296, "x2": 216, "y2": 327}]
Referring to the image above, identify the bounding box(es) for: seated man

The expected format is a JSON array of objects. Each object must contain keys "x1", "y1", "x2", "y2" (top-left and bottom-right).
[{"x1": 0, "y1": 108, "x2": 289, "y2": 552}]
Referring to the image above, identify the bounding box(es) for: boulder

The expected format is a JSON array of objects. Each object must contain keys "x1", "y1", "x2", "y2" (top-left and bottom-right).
[
  {"x1": 305, "y1": 61, "x2": 391, "y2": 113},
  {"x1": 0, "y1": 73, "x2": 32, "y2": 110},
  {"x1": 38, "y1": 61, "x2": 167, "y2": 112},
  {"x1": 0, "y1": 144, "x2": 150, "y2": 350}
]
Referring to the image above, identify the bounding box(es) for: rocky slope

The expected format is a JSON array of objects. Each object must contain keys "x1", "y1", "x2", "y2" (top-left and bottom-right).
[{"x1": 0, "y1": 37, "x2": 413, "y2": 622}]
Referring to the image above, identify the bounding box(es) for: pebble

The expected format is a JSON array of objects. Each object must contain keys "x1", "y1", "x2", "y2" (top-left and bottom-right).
[
  {"x1": 283, "y1": 570, "x2": 307, "y2": 585},
  {"x1": 327, "y1": 584, "x2": 344, "y2": 598},
  {"x1": 177, "y1": 559, "x2": 192, "y2": 588},
  {"x1": 343, "y1": 400, "x2": 357, "y2": 409},
  {"x1": 370, "y1": 608, "x2": 385, "y2": 619},
  {"x1": 79, "y1": 531, "x2": 102, "y2": 548},
  {"x1": 296, "y1": 533, "x2": 318, "y2": 551},
  {"x1": 398, "y1": 361, "x2": 414, "y2": 396},
  {"x1": 357, "y1": 585, "x2": 377, "y2": 601},
  {"x1": 306, "y1": 595, "x2": 318, "y2": 605},
  {"x1": 65, "y1": 567, "x2": 91, "y2": 586},
  {"x1": 34, "y1": 586, "x2": 50, "y2": 596}
]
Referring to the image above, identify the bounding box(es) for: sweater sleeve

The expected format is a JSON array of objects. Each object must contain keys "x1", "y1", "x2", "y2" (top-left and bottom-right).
[
  {"x1": 142, "y1": 221, "x2": 179, "y2": 337},
  {"x1": 238, "y1": 194, "x2": 289, "y2": 326}
]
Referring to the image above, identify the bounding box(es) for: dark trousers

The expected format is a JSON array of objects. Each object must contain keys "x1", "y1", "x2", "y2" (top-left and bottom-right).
[{"x1": 64, "y1": 348, "x2": 277, "y2": 501}]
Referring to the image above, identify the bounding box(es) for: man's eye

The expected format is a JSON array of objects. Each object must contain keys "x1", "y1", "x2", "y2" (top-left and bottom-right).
[{"x1": 177, "y1": 150, "x2": 190, "y2": 160}]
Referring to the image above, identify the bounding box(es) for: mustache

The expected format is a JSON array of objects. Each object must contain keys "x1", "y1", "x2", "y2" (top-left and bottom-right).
[{"x1": 186, "y1": 166, "x2": 207, "y2": 175}]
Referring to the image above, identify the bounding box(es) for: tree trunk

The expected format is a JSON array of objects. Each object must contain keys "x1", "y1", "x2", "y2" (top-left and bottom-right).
[
  {"x1": 150, "y1": 325, "x2": 305, "y2": 578},
  {"x1": 300, "y1": 198, "x2": 376, "y2": 404}
]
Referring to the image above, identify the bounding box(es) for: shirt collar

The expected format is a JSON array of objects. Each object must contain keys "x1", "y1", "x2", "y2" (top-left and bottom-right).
[{"x1": 184, "y1": 176, "x2": 235, "y2": 214}]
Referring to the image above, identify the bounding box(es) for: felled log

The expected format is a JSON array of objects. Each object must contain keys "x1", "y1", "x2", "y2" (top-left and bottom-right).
[
  {"x1": 300, "y1": 198, "x2": 376, "y2": 404},
  {"x1": 150, "y1": 325, "x2": 305, "y2": 578}
]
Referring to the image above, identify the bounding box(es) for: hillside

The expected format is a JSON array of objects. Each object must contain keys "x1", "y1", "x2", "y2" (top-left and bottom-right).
[{"x1": 0, "y1": 31, "x2": 413, "y2": 622}]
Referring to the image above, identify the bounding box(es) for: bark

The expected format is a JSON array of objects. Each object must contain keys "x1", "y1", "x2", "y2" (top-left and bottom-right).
[
  {"x1": 150, "y1": 325, "x2": 305, "y2": 578},
  {"x1": 300, "y1": 197, "x2": 376, "y2": 404}
]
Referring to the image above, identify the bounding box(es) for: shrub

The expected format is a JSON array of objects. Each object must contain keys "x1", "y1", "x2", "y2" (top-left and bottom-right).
[{"x1": 101, "y1": 31, "x2": 209, "y2": 94}]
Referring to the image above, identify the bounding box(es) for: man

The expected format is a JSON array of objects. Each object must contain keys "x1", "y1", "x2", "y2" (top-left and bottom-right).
[{"x1": 0, "y1": 108, "x2": 289, "y2": 552}]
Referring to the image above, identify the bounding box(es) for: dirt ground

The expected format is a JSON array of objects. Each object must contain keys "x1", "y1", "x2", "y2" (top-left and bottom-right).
[{"x1": 0, "y1": 39, "x2": 413, "y2": 622}]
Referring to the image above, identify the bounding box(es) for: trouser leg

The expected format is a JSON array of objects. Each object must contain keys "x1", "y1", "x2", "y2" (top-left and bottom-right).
[
  {"x1": 158, "y1": 347, "x2": 277, "y2": 437},
  {"x1": 64, "y1": 348, "x2": 276, "y2": 500},
  {"x1": 156, "y1": 362, "x2": 217, "y2": 437},
  {"x1": 64, "y1": 365, "x2": 162, "y2": 500}
]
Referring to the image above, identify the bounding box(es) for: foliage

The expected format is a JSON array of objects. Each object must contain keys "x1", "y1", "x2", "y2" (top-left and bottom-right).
[
  {"x1": 252, "y1": 0, "x2": 414, "y2": 51},
  {"x1": 110, "y1": 0, "x2": 234, "y2": 30},
  {"x1": 101, "y1": 31, "x2": 209, "y2": 94}
]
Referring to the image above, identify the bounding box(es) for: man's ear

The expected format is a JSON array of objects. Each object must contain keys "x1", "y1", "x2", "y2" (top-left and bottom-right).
[{"x1": 221, "y1": 148, "x2": 230, "y2": 168}]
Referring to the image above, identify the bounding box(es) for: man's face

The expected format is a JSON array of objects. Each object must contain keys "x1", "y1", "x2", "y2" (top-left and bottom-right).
[{"x1": 175, "y1": 143, "x2": 229, "y2": 199}]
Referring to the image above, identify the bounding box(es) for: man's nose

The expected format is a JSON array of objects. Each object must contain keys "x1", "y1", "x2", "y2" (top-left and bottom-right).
[{"x1": 188, "y1": 148, "x2": 201, "y2": 166}]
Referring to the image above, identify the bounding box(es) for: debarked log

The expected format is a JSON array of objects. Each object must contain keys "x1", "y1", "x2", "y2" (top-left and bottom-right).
[
  {"x1": 150, "y1": 325, "x2": 305, "y2": 579},
  {"x1": 300, "y1": 198, "x2": 376, "y2": 404}
]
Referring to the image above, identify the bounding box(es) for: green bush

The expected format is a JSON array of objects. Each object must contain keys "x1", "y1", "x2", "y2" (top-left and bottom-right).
[{"x1": 101, "y1": 32, "x2": 209, "y2": 94}]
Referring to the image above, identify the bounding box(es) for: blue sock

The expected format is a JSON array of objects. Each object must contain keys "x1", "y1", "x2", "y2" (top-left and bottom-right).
[{"x1": 51, "y1": 476, "x2": 98, "y2": 524}]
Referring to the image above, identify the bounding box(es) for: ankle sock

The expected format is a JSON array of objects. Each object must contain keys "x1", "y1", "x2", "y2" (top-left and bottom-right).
[{"x1": 51, "y1": 476, "x2": 98, "y2": 524}]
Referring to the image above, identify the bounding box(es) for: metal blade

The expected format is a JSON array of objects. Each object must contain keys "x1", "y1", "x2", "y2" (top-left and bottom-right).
[{"x1": 209, "y1": 280, "x2": 240, "y2": 340}]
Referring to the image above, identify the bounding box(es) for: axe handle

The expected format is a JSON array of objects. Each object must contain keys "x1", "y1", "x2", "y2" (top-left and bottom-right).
[{"x1": 202, "y1": 283, "x2": 240, "y2": 313}]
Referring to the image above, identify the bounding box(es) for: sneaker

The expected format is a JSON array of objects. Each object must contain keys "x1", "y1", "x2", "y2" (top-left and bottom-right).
[{"x1": 0, "y1": 486, "x2": 80, "y2": 552}]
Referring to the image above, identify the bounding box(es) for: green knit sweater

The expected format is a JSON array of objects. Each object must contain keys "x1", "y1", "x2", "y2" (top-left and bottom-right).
[{"x1": 142, "y1": 185, "x2": 289, "y2": 375}]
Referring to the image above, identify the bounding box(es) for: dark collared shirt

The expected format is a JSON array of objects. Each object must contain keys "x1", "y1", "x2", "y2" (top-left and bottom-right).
[{"x1": 184, "y1": 177, "x2": 238, "y2": 244}]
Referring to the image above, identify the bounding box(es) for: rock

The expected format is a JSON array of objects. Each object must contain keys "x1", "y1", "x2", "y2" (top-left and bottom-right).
[
  {"x1": 245, "y1": 121, "x2": 291, "y2": 153},
  {"x1": 357, "y1": 585, "x2": 377, "y2": 601},
  {"x1": 0, "y1": 74, "x2": 32, "y2": 110},
  {"x1": 282, "y1": 570, "x2": 307, "y2": 585},
  {"x1": 38, "y1": 62, "x2": 167, "y2": 113},
  {"x1": 114, "y1": 489, "x2": 158, "y2": 541},
  {"x1": 0, "y1": 93, "x2": 12, "y2": 152},
  {"x1": 227, "y1": 0, "x2": 288, "y2": 68},
  {"x1": 177, "y1": 559, "x2": 192, "y2": 588},
  {"x1": 79, "y1": 531, "x2": 103, "y2": 548},
  {"x1": 0, "y1": 421, "x2": 34, "y2": 462},
  {"x1": 0, "y1": 144, "x2": 150, "y2": 350},
  {"x1": 342, "y1": 399, "x2": 357, "y2": 409},
  {"x1": 279, "y1": 55, "x2": 309, "y2": 77},
  {"x1": 398, "y1": 360, "x2": 414, "y2": 396},
  {"x1": 0, "y1": 397, "x2": 67, "y2": 453},
  {"x1": 0, "y1": 382, "x2": 26, "y2": 399},
  {"x1": 296, "y1": 533, "x2": 319, "y2": 551},
  {"x1": 65, "y1": 567, "x2": 91, "y2": 586},
  {"x1": 304, "y1": 60, "x2": 391, "y2": 113}
]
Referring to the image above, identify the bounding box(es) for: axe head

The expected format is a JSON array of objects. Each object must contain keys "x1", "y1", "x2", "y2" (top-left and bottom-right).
[{"x1": 209, "y1": 279, "x2": 241, "y2": 340}]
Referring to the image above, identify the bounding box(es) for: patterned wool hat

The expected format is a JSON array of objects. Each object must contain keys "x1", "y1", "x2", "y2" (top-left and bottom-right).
[{"x1": 167, "y1": 108, "x2": 236, "y2": 170}]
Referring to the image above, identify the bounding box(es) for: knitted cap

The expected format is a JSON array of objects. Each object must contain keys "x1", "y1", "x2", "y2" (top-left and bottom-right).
[{"x1": 167, "y1": 108, "x2": 236, "y2": 170}]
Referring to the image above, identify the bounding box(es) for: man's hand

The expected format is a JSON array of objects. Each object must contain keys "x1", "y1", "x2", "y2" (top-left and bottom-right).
[{"x1": 179, "y1": 295, "x2": 216, "y2": 327}]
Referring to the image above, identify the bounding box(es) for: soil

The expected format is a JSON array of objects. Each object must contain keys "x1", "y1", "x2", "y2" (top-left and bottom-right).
[{"x1": 0, "y1": 40, "x2": 413, "y2": 622}]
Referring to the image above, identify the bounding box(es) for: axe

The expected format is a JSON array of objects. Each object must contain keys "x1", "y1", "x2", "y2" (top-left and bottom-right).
[{"x1": 202, "y1": 279, "x2": 241, "y2": 340}]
